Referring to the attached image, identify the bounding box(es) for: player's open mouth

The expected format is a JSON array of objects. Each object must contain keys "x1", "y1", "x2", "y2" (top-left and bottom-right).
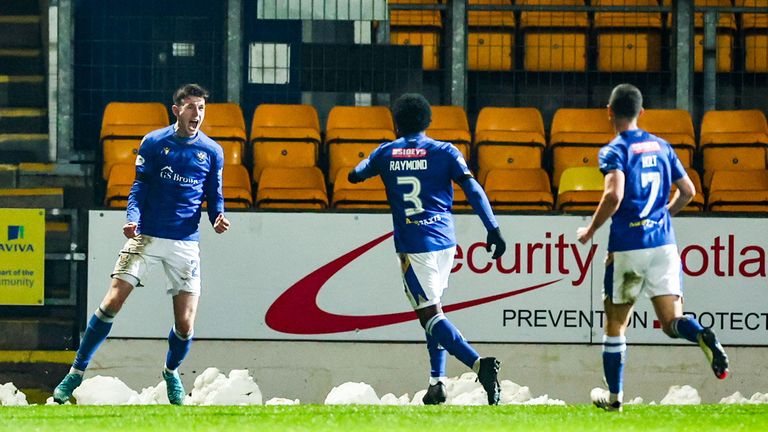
[{"x1": 189, "y1": 120, "x2": 199, "y2": 129}]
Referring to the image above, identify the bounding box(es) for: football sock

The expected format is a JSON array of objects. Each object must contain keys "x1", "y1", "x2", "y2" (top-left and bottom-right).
[
  {"x1": 165, "y1": 326, "x2": 193, "y2": 371},
  {"x1": 603, "y1": 335, "x2": 626, "y2": 403},
  {"x1": 425, "y1": 313, "x2": 480, "y2": 370},
  {"x1": 426, "y1": 331, "x2": 447, "y2": 383},
  {"x1": 670, "y1": 316, "x2": 704, "y2": 343},
  {"x1": 72, "y1": 305, "x2": 115, "y2": 372}
]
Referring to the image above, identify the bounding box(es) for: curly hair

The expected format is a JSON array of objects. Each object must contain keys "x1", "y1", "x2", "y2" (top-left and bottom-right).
[{"x1": 392, "y1": 93, "x2": 432, "y2": 135}]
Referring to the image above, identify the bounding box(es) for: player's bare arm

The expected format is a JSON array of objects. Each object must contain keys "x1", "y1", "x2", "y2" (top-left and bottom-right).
[
  {"x1": 577, "y1": 170, "x2": 624, "y2": 244},
  {"x1": 667, "y1": 175, "x2": 695, "y2": 216}
]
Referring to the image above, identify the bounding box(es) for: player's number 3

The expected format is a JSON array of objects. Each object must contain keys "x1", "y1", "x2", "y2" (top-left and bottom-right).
[{"x1": 397, "y1": 176, "x2": 425, "y2": 217}]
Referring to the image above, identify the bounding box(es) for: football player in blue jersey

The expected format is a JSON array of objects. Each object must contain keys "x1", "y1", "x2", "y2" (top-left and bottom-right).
[
  {"x1": 577, "y1": 84, "x2": 729, "y2": 412},
  {"x1": 348, "y1": 93, "x2": 507, "y2": 405},
  {"x1": 53, "y1": 84, "x2": 230, "y2": 405}
]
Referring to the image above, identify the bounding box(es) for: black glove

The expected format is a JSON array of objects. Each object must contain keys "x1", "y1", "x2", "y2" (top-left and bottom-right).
[
  {"x1": 486, "y1": 227, "x2": 506, "y2": 260},
  {"x1": 348, "y1": 170, "x2": 362, "y2": 184}
]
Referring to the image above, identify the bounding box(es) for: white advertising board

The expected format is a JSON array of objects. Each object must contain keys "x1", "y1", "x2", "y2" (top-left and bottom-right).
[{"x1": 88, "y1": 211, "x2": 768, "y2": 345}]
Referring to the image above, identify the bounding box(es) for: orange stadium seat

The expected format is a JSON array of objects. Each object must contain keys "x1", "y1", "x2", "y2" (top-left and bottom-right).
[
  {"x1": 201, "y1": 103, "x2": 247, "y2": 155},
  {"x1": 468, "y1": 0, "x2": 516, "y2": 71},
  {"x1": 256, "y1": 167, "x2": 328, "y2": 209},
  {"x1": 101, "y1": 102, "x2": 169, "y2": 180},
  {"x1": 550, "y1": 108, "x2": 615, "y2": 188},
  {"x1": 222, "y1": 164, "x2": 252, "y2": 208},
  {"x1": 390, "y1": 0, "x2": 443, "y2": 70},
  {"x1": 427, "y1": 106, "x2": 472, "y2": 161},
  {"x1": 452, "y1": 183, "x2": 472, "y2": 210},
  {"x1": 485, "y1": 168, "x2": 554, "y2": 211},
  {"x1": 671, "y1": 168, "x2": 706, "y2": 212},
  {"x1": 663, "y1": 0, "x2": 736, "y2": 72},
  {"x1": 519, "y1": 0, "x2": 589, "y2": 72},
  {"x1": 332, "y1": 168, "x2": 390, "y2": 209},
  {"x1": 250, "y1": 104, "x2": 321, "y2": 183},
  {"x1": 638, "y1": 109, "x2": 696, "y2": 168},
  {"x1": 326, "y1": 106, "x2": 396, "y2": 183},
  {"x1": 708, "y1": 169, "x2": 768, "y2": 212},
  {"x1": 594, "y1": 0, "x2": 663, "y2": 72},
  {"x1": 474, "y1": 107, "x2": 547, "y2": 183},
  {"x1": 738, "y1": 0, "x2": 768, "y2": 72},
  {"x1": 556, "y1": 166, "x2": 605, "y2": 212},
  {"x1": 699, "y1": 110, "x2": 768, "y2": 188},
  {"x1": 104, "y1": 163, "x2": 135, "y2": 208}
]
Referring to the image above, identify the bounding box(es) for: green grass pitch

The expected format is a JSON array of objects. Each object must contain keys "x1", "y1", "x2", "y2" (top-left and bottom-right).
[{"x1": 1, "y1": 405, "x2": 767, "y2": 431}]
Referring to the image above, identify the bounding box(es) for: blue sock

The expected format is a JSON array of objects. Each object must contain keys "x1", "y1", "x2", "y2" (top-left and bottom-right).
[
  {"x1": 426, "y1": 331, "x2": 447, "y2": 380},
  {"x1": 670, "y1": 316, "x2": 704, "y2": 343},
  {"x1": 72, "y1": 308, "x2": 114, "y2": 371},
  {"x1": 165, "y1": 327, "x2": 193, "y2": 371},
  {"x1": 426, "y1": 314, "x2": 480, "y2": 369},
  {"x1": 602, "y1": 335, "x2": 626, "y2": 402}
]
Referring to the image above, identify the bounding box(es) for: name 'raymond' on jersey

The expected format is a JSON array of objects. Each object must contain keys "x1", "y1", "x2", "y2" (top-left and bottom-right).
[
  {"x1": 598, "y1": 129, "x2": 687, "y2": 252},
  {"x1": 361, "y1": 133, "x2": 472, "y2": 253}
]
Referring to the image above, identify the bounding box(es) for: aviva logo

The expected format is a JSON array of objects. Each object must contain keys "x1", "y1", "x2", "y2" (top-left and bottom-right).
[
  {"x1": 1, "y1": 225, "x2": 34, "y2": 252},
  {"x1": 7, "y1": 225, "x2": 24, "y2": 241}
]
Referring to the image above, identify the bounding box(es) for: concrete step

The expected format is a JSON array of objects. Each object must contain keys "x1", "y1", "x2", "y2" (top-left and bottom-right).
[
  {"x1": 0, "y1": 75, "x2": 46, "y2": 108},
  {"x1": 0, "y1": 133, "x2": 48, "y2": 162},
  {"x1": 17, "y1": 163, "x2": 93, "y2": 189},
  {"x1": 0, "y1": 187, "x2": 63, "y2": 208},
  {"x1": 0, "y1": 16, "x2": 41, "y2": 49},
  {"x1": 0, "y1": 0, "x2": 40, "y2": 15},
  {"x1": 0, "y1": 351, "x2": 75, "y2": 404},
  {"x1": 0, "y1": 49, "x2": 43, "y2": 75},
  {"x1": 0, "y1": 108, "x2": 47, "y2": 134},
  {"x1": 0, "y1": 319, "x2": 76, "y2": 350},
  {"x1": 0, "y1": 163, "x2": 16, "y2": 187}
]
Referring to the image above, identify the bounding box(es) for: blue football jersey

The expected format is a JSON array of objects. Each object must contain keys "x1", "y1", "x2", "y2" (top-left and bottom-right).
[
  {"x1": 127, "y1": 125, "x2": 225, "y2": 241},
  {"x1": 598, "y1": 129, "x2": 687, "y2": 252},
  {"x1": 353, "y1": 133, "x2": 472, "y2": 253}
]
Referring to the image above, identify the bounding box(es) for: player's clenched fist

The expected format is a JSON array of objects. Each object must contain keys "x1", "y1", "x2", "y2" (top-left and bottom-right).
[
  {"x1": 122, "y1": 222, "x2": 138, "y2": 239},
  {"x1": 213, "y1": 213, "x2": 230, "y2": 234}
]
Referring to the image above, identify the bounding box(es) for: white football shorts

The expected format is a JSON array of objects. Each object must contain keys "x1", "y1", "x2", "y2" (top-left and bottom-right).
[
  {"x1": 112, "y1": 234, "x2": 201, "y2": 296},
  {"x1": 398, "y1": 246, "x2": 456, "y2": 310},
  {"x1": 604, "y1": 243, "x2": 682, "y2": 304}
]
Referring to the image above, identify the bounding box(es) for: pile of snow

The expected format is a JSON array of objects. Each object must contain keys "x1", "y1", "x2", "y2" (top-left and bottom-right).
[
  {"x1": 72, "y1": 376, "x2": 142, "y2": 405},
  {"x1": 188, "y1": 368, "x2": 262, "y2": 406},
  {"x1": 720, "y1": 391, "x2": 768, "y2": 404},
  {"x1": 0, "y1": 382, "x2": 28, "y2": 406},
  {"x1": 660, "y1": 385, "x2": 701, "y2": 405},
  {"x1": 325, "y1": 373, "x2": 565, "y2": 406}
]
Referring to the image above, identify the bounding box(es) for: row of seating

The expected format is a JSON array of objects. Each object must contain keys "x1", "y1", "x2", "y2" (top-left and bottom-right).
[{"x1": 390, "y1": 0, "x2": 768, "y2": 72}]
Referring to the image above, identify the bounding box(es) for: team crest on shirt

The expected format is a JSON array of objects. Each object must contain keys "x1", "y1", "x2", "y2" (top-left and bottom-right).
[
  {"x1": 196, "y1": 151, "x2": 207, "y2": 161},
  {"x1": 163, "y1": 147, "x2": 170, "y2": 155}
]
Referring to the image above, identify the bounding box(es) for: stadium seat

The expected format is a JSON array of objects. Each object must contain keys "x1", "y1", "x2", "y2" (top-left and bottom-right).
[
  {"x1": 663, "y1": 0, "x2": 736, "y2": 72},
  {"x1": 201, "y1": 103, "x2": 247, "y2": 155},
  {"x1": 519, "y1": 0, "x2": 589, "y2": 72},
  {"x1": 700, "y1": 109, "x2": 768, "y2": 188},
  {"x1": 594, "y1": 0, "x2": 663, "y2": 72},
  {"x1": 250, "y1": 104, "x2": 321, "y2": 182},
  {"x1": 390, "y1": 0, "x2": 443, "y2": 70},
  {"x1": 708, "y1": 169, "x2": 768, "y2": 212},
  {"x1": 556, "y1": 166, "x2": 605, "y2": 212},
  {"x1": 474, "y1": 107, "x2": 547, "y2": 183},
  {"x1": 332, "y1": 168, "x2": 390, "y2": 209},
  {"x1": 637, "y1": 109, "x2": 696, "y2": 168},
  {"x1": 452, "y1": 182, "x2": 472, "y2": 211},
  {"x1": 427, "y1": 106, "x2": 472, "y2": 161},
  {"x1": 549, "y1": 108, "x2": 615, "y2": 188},
  {"x1": 104, "y1": 163, "x2": 135, "y2": 208},
  {"x1": 326, "y1": 106, "x2": 396, "y2": 183},
  {"x1": 484, "y1": 168, "x2": 554, "y2": 211},
  {"x1": 468, "y1": 0, "x2": 516, "y2": 71},
  {"x1": 256, "y1": 167, "x2": 328, "y2": 209},
  {"x1": 219, "y1": 140, "x2": 243, "y2": 166},
  {"x1": 671, "y1": 168, "x2": 706, "y2": 212},
  {"x1": 738, "y1": 0, "x2": 768, "y2": 72},
  {"x1": 101, "y1": 102, "x2": 169, "y2": 180},
  {"x1": 222, "y1": 164, "x2": 252, "y2": 208}
]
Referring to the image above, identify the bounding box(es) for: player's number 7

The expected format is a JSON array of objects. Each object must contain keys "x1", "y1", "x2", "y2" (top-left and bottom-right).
[
  {"x1": 397, "y1": 176, "x2": 425, "y2": 217},
  {"x1": 639, "y1": 171, "x2": 661, "y2": 218}
]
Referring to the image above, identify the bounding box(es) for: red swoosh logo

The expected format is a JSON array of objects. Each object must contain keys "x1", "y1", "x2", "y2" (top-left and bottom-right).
[{"x1": 265, "y1": 231, "x2": 561, "y2": 335}]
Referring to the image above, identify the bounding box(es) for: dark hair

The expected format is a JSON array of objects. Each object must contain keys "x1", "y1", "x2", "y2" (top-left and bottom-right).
[
  {"x1": 173, "y1": 83, "x2": 209, "y2": 106},
  {"x1": 608, "y1": 84, "x2": 643, "y2": 120},
  {"x1": 392, "y1": 93, "x2": 431, "y2": 135}
]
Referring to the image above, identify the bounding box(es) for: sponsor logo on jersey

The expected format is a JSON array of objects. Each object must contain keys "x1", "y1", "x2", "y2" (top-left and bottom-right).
[
  {"x1": 160, "y1": 166, "x2": 200, "y2": 184},
  {"x1": 392, "y1": 148, "x2": 427, "y2": 158},
  {"x1": 630, "y1": 141, "x2": 661, "y2": 154},
  {"x1": 405, "y1": 214, "x2": 442, "y2": 226},
  {"x1": 390, "y1": 160, "x2": 428, "y2": 171}
]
